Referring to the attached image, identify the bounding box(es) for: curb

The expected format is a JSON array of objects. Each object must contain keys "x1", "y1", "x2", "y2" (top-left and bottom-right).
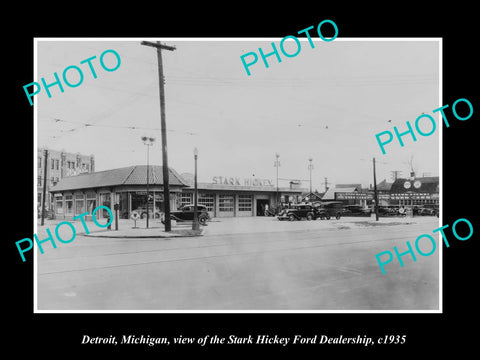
[{"x1": 84, "y1": 229, "x2": 204, "y2": 239}]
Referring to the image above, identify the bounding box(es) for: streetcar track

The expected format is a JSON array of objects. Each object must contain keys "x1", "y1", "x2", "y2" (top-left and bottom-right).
[
  {"x1": 37, "y1": 222, "x2": 431, "y2": 261},
  {"x1": 38, "y1": 232, "x2": 417, "y2": 276}
]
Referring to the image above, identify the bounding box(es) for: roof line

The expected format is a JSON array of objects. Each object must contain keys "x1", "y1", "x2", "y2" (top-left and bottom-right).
[
  {"x1": 169, "y1": 167, "x2": 190, "y2": 186},
  {"x1": 121, "y1": 165, "x2": 138, "y2": 185}
]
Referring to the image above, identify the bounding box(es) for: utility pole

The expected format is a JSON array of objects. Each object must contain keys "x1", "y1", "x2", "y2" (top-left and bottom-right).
[
  {"x1": 141, "y1": 41, "x2": 176, "y2": 232},
  {"x1": 373, "y1": 157, "x2": 379, "y2": 221},
  {"x1": 390, "y1": 170, "x2": 401, "y2": 181},
  {"x1": 41, "y1": 149, "x2": 48, "y2": 226},
  {"x1": 141, "y1": 136, "x2": 155, "y2": 229},
  {"x1": 274, "y1": 153, "x2": 280, "y2": 209},
  {"x1": 308, "y1": 158, "x2": 313, "y2": 194}
]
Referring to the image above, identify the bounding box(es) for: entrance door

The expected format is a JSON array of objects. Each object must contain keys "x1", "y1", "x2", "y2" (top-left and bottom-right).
[
  {"x1": 256, "y1": 199, "x2": 270, "y2": 216},
  {"x1": 218, "y1": 195, "x2": 234, "y2": 217}
]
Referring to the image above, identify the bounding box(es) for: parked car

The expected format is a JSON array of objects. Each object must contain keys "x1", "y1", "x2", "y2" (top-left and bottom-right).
[
  {"x1": 277, "y1": 204, "x2": 319, "y2": 221},
  {"x1": 342, "y1": 205, "x2": 371, "y2": 217},
  {"x1": 162, "y1": 204, "x2": 210, "y2": 225},
  {"x1": 377, "y1": 206, "x2": 397, "y2": 216},
  {"x1": 313, "y1": 201, "x2": 343, "y2": 220},
  {"x1": 417, "y1": 207, "x2": 438, "y2": 216}
]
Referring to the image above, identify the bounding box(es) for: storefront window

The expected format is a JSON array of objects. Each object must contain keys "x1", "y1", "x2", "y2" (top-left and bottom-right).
[
  {"x1": 219, "y1": 195, "x2": 234, "y2": 212},
  {"x1": 86, "y1": 192, "x2": 96, "y2": 214},
  {"x1": 238, "y1": 195, "x2": 252, "y2": 212},
  {"x1": 65, "y1": 195, "x2": 73, "y2": 215},
  {"x1": 55, "y1": 195, "x2": 63, "y2": 215},
  {"x1": 75, "y1": 194, "x2": 85, "y2": 215},
  {"x1": 198, "y1": 194, "x2": 214, "y2": 212},
  {"x1": 99, "y1": 193, "x2": 111, "y2": 217},
  {"x1": 178, "y1": 193, "x2": 193, "y2": 208},
  {"x1": 118, "y1": 192, "x2": 129, "y2": 219}
]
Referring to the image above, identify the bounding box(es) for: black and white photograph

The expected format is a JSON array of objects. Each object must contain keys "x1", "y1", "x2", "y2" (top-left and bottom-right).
[
  {"x1": 7, "y1": 6, "x2": 478, "y2": 356},
  {"x1": 34, "y1": 38, "x2": 441, "y2": 312}
]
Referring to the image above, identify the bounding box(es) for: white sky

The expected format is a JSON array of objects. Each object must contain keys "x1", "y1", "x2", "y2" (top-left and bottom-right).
[{"x1": 36, "y1": 38, "x2": 440, "y2": 191}]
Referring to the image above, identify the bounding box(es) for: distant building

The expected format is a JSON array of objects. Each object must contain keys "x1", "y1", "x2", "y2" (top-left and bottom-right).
[
  {"x1": 375, "y1": 179, "x2": 393, "y2": 206},
  {"x1": 322, "y1": 185, "x2": 368, "y2": 207},
  {"x1": 301, "y1": 192, "x2": 324, "y2": 203},
  {"x1": 321, "y1": 176, "x2": 439, "y2": 209},
  {"x1": 388, "y1": 176, "x2": 439, "y2": 207},
  {"x1": 37, "y1": 148, "x2": 95, "y2": 213}
]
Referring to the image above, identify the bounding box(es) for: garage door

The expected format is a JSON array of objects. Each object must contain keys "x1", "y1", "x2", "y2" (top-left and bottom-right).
[
  {"x1": 218, "y1": 195, "x2": 234, "y2": 217},
  {"x1": 237, "y1": 195, "x2": 253, "y2": 217}
]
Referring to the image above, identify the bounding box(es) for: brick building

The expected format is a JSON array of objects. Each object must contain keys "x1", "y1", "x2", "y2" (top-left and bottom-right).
[{"x1": 37, "y1": 148, "x2": 95, "y2": 214}]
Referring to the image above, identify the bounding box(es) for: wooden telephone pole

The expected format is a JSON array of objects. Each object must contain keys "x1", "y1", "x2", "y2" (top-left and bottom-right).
[{"x1": 141, "y1": 41, "x2": 176, "y2": 232}]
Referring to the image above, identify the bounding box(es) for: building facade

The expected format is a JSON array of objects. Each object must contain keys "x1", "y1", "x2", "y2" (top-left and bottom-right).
[
  {"x1": 388, "y1": 176, "x2": 439, "y2": 207},
  {"x1": 49, "y1": 167, "x2": 306, "y2": 220},
  {"x1": 180, "y1": 178, "x2": 305, "y2": 218},
  {"x1": 37, "y1": 148, "x2": 95, "y2": 213},
  {"x1": 320, "y1": 176, "x2": 439, "y2": 209},
  {"x1": 49, "y1": 165, "x2": 187, "y2": 221}
]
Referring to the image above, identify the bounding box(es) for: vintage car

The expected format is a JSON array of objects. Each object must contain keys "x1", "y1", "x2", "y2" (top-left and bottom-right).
[
  {"x1": 277, "y1": 204, "x2": 319, "y2": 221},
  {"x1": 313, "y1": 201, "x2": 343, "y2": 220},
  {"x1": 342, "y1": 204, "x2": 371, "y2": 217},
  {"x1": 162, "y1": 204, "x2": 210, "y2": 225},
  {"x1": 418, "y1": 205, "x2": 439, "y2": 216}
]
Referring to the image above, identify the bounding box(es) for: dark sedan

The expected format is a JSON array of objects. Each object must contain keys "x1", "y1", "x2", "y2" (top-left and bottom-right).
[
  {"x1": 162, "y1": 204, "x2": 210, "y2": 225},
  {"x1": 277, "y1": 204, "x2": 319, "y2": 221},
  {"x1": 342, "y1": 205, "x2": 371, "y2": 217}
]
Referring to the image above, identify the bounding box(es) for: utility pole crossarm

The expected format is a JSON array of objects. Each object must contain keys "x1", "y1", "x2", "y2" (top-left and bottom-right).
[{"x1": 141, "y1": 41, "x2": 176, "y2": 51}]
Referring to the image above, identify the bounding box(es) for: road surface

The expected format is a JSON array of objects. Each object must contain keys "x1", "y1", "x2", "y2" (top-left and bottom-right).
[{"x1": 36, "y1": 217, "x2": 440, "y2": 311}]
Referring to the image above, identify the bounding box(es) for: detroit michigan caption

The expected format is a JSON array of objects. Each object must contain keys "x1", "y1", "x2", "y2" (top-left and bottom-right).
[{"x1": 81, "y1": 334, "x2": 406, "y2": 347}]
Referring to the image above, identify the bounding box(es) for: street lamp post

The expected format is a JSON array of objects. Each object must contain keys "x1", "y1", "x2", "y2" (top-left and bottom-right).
[
  {"x1": 274, "y1": 153, "x2": 280, "y2": 209},
  {"x1": 373, "y1": 157, "x2": 379, "y2": 221},
  {"x1": 308, "y1": 158, "x2": 313, "y2": 194},
  {"x1": 142, "y1": 136, "x2": 155, "y2": 228},
  {"x1": 192, "y1": 147, "x2": 199, "y2": 231}
]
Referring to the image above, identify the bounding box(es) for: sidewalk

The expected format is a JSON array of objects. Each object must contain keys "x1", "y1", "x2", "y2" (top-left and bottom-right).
[{"x1": 36, "y1": 218, "x2": 203, "y2": 239}]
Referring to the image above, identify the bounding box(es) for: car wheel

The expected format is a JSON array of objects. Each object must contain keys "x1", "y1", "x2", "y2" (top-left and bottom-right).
[
  {"x1": 335, "y1": 213, "x2": 341, "y2": 220},
  {"x1": 306, "y1": 213, "x2": 313, "y2": 221},
  {"x1": 155, "y1": 213, "x2": 160, "y2": 219},
  {"x1": 319, "y1": 214, "x2": 325, "y2": 220},
  {"x1": 326, "y1": 215, "x2": 331, "y2": 220},
  {"x1": 288, "y1": 214, "x2": 296, "y2": 221},
  {"x1": 140, "y1": 212, "x2": 146, "y2": 219},
  {"x1": 199, "y1": 215, "x2": 207, "y2": 225}
]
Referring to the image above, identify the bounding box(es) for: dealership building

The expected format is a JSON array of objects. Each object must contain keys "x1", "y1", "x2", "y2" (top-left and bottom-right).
[{"x1": 49, "y1": 165, "x2": 306, "y2": 220}]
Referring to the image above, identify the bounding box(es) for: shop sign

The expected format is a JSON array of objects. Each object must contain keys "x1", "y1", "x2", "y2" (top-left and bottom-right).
[
  {"x1": 335, "y1": 192, "x2": 371, "y2": 200},
  {"x1": 212, "y1": 176, "x2": 273, "y2": 187},
  {"x1": 390, "y1": 193, "x2": 431, "y2": 200},
  {"x1": 335, "y1": 192, "x2": 433, "y2": 201}
]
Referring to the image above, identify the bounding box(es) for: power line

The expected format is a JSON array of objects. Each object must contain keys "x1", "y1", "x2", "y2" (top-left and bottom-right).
[{"x1": 44, "y1": 118, "x2": 198, "y2": 140}]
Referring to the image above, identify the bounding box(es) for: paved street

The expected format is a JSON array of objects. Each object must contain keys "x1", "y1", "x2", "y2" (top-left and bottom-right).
[{"x1": 36, "y1": 216, "x2": 440, "y2": 311}]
